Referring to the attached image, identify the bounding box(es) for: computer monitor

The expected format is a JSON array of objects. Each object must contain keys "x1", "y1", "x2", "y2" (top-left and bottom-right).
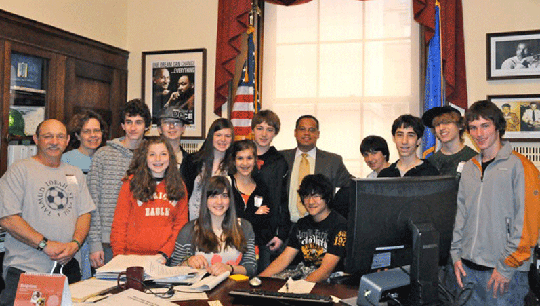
[{"x1": 346, "y1": 176, "x2": 458, "y2": 275}]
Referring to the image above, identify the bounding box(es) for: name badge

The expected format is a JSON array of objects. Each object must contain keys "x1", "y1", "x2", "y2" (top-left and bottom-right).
[
  {"x1": 456, "y1": 162, "x2": 465, "y2": 174},
  {"x1": 66, "y1": 174, "x2": 78, "y2": 185},
  {"x1": 254, "y1": 196, "x2": 263, "y2": 207}
]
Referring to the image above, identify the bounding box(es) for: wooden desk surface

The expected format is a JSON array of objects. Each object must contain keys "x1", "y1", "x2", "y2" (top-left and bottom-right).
[{"x1": 174, "y1": 277, "x2": 359, "y2": 305}]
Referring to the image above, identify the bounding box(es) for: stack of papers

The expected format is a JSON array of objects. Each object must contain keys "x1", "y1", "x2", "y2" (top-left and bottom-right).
[{"x1": 95, "y1": 255, "x2": 197, "y2": 281}]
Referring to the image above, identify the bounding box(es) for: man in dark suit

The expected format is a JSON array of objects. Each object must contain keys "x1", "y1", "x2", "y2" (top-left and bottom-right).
[{"x1": 281, "y1": 115, "x2": 352, "y2": 224}]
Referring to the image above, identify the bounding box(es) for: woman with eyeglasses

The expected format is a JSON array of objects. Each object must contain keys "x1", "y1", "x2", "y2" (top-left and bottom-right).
[
  {"x1": 62, "y1": 110, "x2": 108, "y2": 175},
  {"x1": 169, "y1": 176, "x2": 257, "y2": 277},
  {"x1": 62, "y1": 109, "x2": 107, "y2": 280}
]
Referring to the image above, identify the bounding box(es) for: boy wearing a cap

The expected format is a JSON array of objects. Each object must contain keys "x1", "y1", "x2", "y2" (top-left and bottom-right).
[
  {"x1": 422, "y1": 106, "x2": 476, "y2": 177},
  {"x1": 157, "y1": 106, "x2": 189, "y2": 167}
]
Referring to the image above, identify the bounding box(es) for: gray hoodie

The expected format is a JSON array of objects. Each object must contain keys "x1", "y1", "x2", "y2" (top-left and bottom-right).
[{"x1": 87, "y1": 138, "x2": 134, "y2": 254}]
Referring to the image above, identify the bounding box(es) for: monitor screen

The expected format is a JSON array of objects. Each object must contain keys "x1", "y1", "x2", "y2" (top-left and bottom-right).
[{"x1": 345, "y1": 176, "x2": 458, "y2": 275}]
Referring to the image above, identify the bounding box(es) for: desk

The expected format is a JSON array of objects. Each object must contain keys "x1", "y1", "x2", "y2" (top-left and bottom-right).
[{"x1": 174, "y1": 277, "x2": 359, "y2": 305}]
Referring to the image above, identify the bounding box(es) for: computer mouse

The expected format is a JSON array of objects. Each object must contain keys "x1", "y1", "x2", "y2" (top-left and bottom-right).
[{"x1": 249, "y1": 277, "x2": 262, "y2": 287}]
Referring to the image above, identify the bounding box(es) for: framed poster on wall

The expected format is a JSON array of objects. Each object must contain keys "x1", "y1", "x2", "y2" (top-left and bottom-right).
[
  {"x1": 142, "y1": 48, "x2": 206, "y2": 139},
  {"x1": 487, "y1": 30, "x2": 540, "y2": 80},
  {"x1": 488, "y1": 94, "x2": 540, "y2": 141}
]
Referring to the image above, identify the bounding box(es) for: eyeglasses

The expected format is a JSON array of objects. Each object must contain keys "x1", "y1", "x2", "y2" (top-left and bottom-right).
[
  {"x1": 162, "y1": 120, "x2": 182, "y2": 127},
  {"x1": 301, "y1": 194, "x2": 322, "y2": 201},
  {"x1": 81, "y1": 129, "x2": 103, "y2": 135}
]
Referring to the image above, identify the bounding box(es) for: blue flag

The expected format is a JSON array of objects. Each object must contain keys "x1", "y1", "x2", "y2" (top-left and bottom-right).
[{"x1": 422, "y1": 4, "x2": 444, "y2": 158}]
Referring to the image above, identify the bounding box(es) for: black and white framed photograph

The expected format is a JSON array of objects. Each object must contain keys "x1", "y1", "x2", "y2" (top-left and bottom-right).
[
  {"x1": 488, "y1": 94, "x2": 540, "y2": 141},
  {"x1": 142, "y1": 48, "x2": 206, "y2": 139},
  {"x1": 487, "y1": 30, "x2": 540, "y2": 80}
]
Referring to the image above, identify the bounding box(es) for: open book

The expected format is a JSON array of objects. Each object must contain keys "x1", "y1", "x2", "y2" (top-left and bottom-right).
[{"x1": 95, "y1": 255, "x2": 197, "y2": 281}]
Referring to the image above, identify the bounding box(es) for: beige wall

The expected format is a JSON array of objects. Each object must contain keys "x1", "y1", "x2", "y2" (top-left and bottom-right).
[
  {"x1": 463, "y1": 0, "x2": 540, "y2": 105},
  {"x1": 0, "y1": 0, "x2": 128, "y2": 48},
  {"x1": 125, "y1": 0, "x2": 219, "y2": 124}
]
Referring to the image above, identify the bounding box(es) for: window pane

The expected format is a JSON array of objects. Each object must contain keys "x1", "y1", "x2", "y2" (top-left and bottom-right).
[
  {"x1": 365, "y1": 0, "x2": 411, "y2": 39},
  {"x1": 263, "y1": 0, "x2": 417, "y2": 178},
  {"x1": 320, "y1": 0, "x2": 363, "y2": 41},
  {"x1": 276, "y1": 1, "x2": 318, "y2": 44},
  {"x1": 319, "y1": 43, "x2": 362, "y2": 97},
  {"x1": 364, "y1": 40, "x2": 411, "y2": 97},
  {"x1": 276, "y1": 44, "x2": 317, "y2": 98},
  {"x1": 359, "y1": 101, "x2": 410, "y2": 177}
]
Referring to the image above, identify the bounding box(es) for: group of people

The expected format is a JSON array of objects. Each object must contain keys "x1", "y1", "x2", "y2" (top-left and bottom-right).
[{"x1": 0, "y1": 97, "x2": 538, "y2": 306}]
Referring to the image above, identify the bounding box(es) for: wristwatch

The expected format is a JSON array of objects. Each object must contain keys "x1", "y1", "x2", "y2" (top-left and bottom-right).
[{"x1": 37, "y1": 237, "x2": 48, "y2": 251}]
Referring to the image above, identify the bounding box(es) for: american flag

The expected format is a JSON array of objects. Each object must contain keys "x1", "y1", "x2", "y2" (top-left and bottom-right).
[{"x1": 231, "y1": 27, "x2": 258, "y2": 140}]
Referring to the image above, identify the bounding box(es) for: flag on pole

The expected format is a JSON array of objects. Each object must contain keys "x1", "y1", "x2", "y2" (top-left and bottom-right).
[
  {"x1": 231, "y1": 27, "x2": 258, "y2": 140},
  {"x1": 422, "y1": 2, "x2": 444, "y2": 159}
]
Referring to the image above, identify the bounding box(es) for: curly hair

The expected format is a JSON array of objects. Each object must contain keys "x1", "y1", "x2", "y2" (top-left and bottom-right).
[
  {"x1": 65, "y1": 109, "x2": 108, "y2": 152},
  {"x1": 194, "y1": 176, "x2": 247, "y2": 253},
  {"x1": 121, "y1": 98, "x2": 152, "y2": 128},
  {"x1": 192, "y1": 118, "x2": 235, "y2": 179},
  {"x1": 125, "y1": 136, "x2": 186, "y2": 202}
]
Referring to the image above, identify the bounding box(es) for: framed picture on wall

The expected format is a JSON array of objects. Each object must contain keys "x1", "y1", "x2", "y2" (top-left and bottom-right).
[
  {"x1": 487, "y1": 30, "x2": 540, "y2": 80},
  {"x1": 487, "y1": 94, "x2": 540, "y2": 141},
  {"x1": 142, "y1": 48, "x2": 206, "y2": 139}
]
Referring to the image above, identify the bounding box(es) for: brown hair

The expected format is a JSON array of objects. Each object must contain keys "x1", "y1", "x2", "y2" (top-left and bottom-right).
[
  {"x1": 125, "y1": 136, "x2": 186, "y2": 202},
  {"x1": 465, "y1": 100, "x2": 506, "y2": 138},
  {"x1": 227, "y1": 140, "x2": 257, "y2": 175},
  {"x1": 192, "y1": 118, "x2": 235, "y2": 180},
  {"x1": 65, "y1": 109, "x2": 108, "y2": 152},
  {"x1": 432, "y1": 112, "x2": 466, "y2": 140},
  {"x1": 251, "y1": 109, "x2": 281, "y2": 134},
  {"x1": 193, "y1": 176, "x2": 246, "y2": 253}
]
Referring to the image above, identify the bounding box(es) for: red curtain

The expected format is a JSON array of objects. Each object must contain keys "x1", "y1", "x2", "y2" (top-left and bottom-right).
[
  {"x1": 214, "y1": 0, "x2": 251, "y2": 116},
  {"x1": 414, "y1": 0, "x2": 467, "y2": 110}
]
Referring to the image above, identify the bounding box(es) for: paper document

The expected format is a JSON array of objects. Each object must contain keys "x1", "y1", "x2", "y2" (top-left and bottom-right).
[
  {"x1": 176, "y1": 271, "x2": 230, "y2": 292},
  {"x1": 95, "y1": 255, "x2": 196, "y2": 280},
  {"x1": 152, "y1": 268, "x2": 205, "y2": 285},
  {"x1": 69, "y1": 278, "x2": 117, "y2": 302},
  {"x1": 278, "y1": 278, "x2": 315, "y2": 294},
  {"x1": 91, "y1": 288, "x2": 178, "y2": 306},
  {"x1": 150, "y1": 287, "x2": 208, "y2": 301}
]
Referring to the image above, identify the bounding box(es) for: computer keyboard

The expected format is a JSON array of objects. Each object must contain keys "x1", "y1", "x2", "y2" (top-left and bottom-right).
[{"x1": 229, "y1": 289, "x2": 334, "y2": 304}]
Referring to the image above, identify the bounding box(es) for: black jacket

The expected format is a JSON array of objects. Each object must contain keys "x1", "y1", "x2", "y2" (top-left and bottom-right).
[
  {"x1": 253, "y1": 147, "x2": 290, "y2": 241},
  {"x1": 229, "y1": 175, "x2": 273, "y2": 246},
  {"x1": 180, "y1": 152, "x2": 204, "y2": 197}
]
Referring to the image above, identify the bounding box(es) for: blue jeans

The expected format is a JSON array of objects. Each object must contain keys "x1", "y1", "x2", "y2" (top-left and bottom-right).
[{"x1": 460, "y1": 264, "x2": 529, "y2": 306}]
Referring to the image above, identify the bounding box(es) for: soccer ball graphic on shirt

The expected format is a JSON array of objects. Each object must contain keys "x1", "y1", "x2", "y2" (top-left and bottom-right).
[{"x1": 45, "y1": 187, "x2": 68, "y2": 210}]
